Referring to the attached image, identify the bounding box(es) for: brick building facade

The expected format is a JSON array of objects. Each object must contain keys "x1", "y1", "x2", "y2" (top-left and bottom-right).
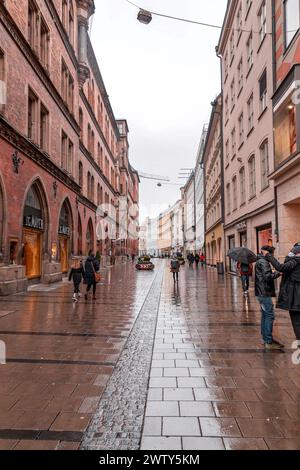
[{"x1": 0, "y1": 0, "x2": 139, "y2": 295}]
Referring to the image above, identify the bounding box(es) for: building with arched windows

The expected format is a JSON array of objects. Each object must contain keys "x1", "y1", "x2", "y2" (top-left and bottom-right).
[{"x1": 0, "y1": 0, "x2": 139, "y2": 295}]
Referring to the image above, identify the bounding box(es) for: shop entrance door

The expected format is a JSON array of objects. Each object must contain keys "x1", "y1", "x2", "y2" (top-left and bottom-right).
[
  {"x1": 23, "y1": 229, "x2": 42, "y2": 279},
  {"x1": 59, "y1": 237, "x2": 69, "y2": 273},
  {"x1": 228, "y1": 235, "x2": 237, "y2": 273}
]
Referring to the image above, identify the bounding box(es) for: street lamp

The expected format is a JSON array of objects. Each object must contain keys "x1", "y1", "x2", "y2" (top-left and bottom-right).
[{"x1": 137, "y1": 9, "x2": 152, "y2": 25}]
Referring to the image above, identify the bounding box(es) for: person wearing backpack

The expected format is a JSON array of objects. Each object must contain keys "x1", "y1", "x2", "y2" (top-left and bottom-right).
[
  {"x1": 170, "y1": 256, "x2": 180, "y2": 283},
  {"x1": 237, "y1": 261, "x2": 253, "y2": 295}
]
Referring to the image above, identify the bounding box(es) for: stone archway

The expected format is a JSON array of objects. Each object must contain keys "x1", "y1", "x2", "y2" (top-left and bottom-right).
[{"x1": 22, "y1": 180, "x2": 49, "y2": 280}]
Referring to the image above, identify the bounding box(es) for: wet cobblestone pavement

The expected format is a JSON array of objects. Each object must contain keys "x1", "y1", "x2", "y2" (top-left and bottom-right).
[{"x1": 0, "y1": 261, "x2": 300, "y2": 450}]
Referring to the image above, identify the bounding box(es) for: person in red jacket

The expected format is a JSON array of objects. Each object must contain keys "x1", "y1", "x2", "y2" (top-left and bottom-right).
[{"x1": 237, "y1": 261, "x2": 253, "y2": 295}]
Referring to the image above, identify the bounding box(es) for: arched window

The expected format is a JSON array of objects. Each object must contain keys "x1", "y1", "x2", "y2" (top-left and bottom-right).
[
  {"x1": 91, "y1": 130, "x2": 95, "y2": 157},
  {"x1": 78, "y1": 161, "x2": 83, "y2": 188},
  {"x1": 97, "y1": 96, "x2": 101, "y2": 123},
  {"x1": 87, "y1": 124, "x2": 92, "y2": 153},
  {"x1": 248, "y1": 154, "x2": 256, "y2": 198}
]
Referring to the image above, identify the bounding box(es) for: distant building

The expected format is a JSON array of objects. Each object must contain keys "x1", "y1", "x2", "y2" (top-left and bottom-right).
[
  {"x1": 195, "y1": 125, "x2": 208, "y2": 253},
  {"x1": 183, "y1": 173, "x2": 196, "y2": 254}
]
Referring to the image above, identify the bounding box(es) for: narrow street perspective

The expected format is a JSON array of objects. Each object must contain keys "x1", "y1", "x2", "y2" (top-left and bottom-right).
[
  {"x1": 1, "y1": 260, "x2": 300, "y2": 451},
  {"x1": 1, "y1": 0, "x2": 300, "y2": 459}
]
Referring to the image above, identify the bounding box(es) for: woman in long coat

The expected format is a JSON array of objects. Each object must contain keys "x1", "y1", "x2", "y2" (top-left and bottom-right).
[
  {"x1": 84, "y1": 251, "x2": 100, "y2": 301},
  {"x1": 267, "y1": 244, "x2": 300, "y2": 340}
]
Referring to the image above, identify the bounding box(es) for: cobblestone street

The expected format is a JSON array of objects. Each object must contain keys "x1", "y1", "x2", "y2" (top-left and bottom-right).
[{"x1": 1, "y1": 260, "x2": 300, "y2": 450}]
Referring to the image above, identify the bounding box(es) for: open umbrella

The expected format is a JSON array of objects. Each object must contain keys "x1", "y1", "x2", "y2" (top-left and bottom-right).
[{"x1": 227, "y1": 247, "x2": 257, "y2": 264}]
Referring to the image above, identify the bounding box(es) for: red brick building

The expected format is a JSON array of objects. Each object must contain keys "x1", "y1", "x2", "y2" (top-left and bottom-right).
[
  {"x1": 271, "y1": 0, "x2": 300, "y2": 258},
  {"x1": 0, "y1": 0, "x2": 139, "y2": 294}
]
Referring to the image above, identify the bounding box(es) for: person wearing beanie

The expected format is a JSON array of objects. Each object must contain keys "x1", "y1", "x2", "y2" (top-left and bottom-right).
[
  {"x1": 255, "y1": 246, "x2": 283, "y2": 350},
  {"x1": 266, "y1": 244, "x2": 300, "y2": 342}
]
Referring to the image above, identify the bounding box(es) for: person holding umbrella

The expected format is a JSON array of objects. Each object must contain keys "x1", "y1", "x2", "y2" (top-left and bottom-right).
[{"x1": 228, "y1": 247, "x2": 256, "y2": 296}]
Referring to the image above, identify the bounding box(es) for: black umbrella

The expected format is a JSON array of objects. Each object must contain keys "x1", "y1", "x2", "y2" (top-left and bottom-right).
[{"x1": 227, "y1": 247, "x2": 257, "y2": 264}]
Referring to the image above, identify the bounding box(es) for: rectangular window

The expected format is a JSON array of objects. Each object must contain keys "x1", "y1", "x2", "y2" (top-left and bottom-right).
[
  {"x1": 238, "y1": 58, "x2": 243, "y2": 92},
  {"x1": 230, "y1": 30, "x2": 235, "y2": 61},
  {"x1": 232, "y1": 176, "x2": 238, "y2": 210},
  {"x1": 231, "y1": 128, "x2": 236, "y2": 157},
  {"x1": 40, "y1": 103, "x2": 49, "y2": 151},
  {"x1": 225, "y1": 95, "x2": 229, "y2": 123},
  {"x1": 274, "y1": 93, "x2": 297, "y2": 167},
  {"x1": 236, "y1": 4, "x2": 243, "y2": 42},
  {"x1": 284, "y1": 0, "x2": 300, "y2": 47},
  {"x1": 67, "y1": 139, "x2": 73, "y2": 175},
  {"x1": 225, "y1": 139, "x2": 230, "y2": 165},
  {"x1": 61, "y1": 131, "x2": 68, "y2": 170},
  {"x1": 247, "y1": 94, "x2": 254, "y2": 132},
  {"x1": 0, "y1": 49, "x2": 5, "y2": 113},
  {"x1": 260, "y1": 140, "x2": 269, "y2": 189},
  {"x1": 259, "y1": 69, "x2": 267, "y2": 113},
  {"x1": 61, "y1": 60, "x2": 74, "y2": 112},
  {"x1": 238, "y1": 113, "x2": 244, "y2": 145},
  {"x1": 40, "y1": 17, "x2": 49, "y2": 70},
  {"x1": 28, "y1": 88, "x2": 38, "y2": 142},
  {"x1": 258, "y1": 1, "x2": 267, "y2": 43},
  {"x1": 28, "y1": 0, "x2": 38, "y2": 53},
  {"x1": 224, "y1": 52, "x2": 228, "y2": 80},
  {"x1": 226, "y1": 183, "x2": 231, "y2": 215},
  {"x1": 231, "y1": 79, "x2": 235, "y2": 109},
  {"x1": 246, "y1": 33, "x2": 253, "y2": 71}
]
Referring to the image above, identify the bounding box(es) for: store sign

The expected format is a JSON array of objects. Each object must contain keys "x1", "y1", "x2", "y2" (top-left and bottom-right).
[
  {"x1": 236, "y1": 221, "x2": 247, "y2": 232},
  {"x1": 58, "y1": 225, "x2": 71, "y2": 236},
  {"x1": 24, "y1": 215, "x2": 43, "y2": 230}
]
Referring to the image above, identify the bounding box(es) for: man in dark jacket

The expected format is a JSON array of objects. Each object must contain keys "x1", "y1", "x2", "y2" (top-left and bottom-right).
[
  {"x1": 84, "y1": 251, "x2": 100, "y2": 300},
  {"x1": 266, "y1": 243, "x2": 300, "y2": 341},
  {"x1": 255, "y1": 246, "x2": 283, "y2": 350}
]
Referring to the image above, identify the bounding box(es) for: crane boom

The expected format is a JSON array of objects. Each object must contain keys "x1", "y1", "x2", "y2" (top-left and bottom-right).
[{"x1": 139, "y1": 172, "x2": 170, "y2": 182}]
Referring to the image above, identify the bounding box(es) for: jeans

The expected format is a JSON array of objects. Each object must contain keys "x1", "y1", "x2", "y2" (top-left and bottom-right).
[
  {"x1": 289, "y1": 311, "x2": 300, "y2": 340},
  {"x1": 257, "y1": 296, "x2": 275, "y2": 344},
  {"x1": 241, "y1": 275, "x2": 249, "y2": 292}
]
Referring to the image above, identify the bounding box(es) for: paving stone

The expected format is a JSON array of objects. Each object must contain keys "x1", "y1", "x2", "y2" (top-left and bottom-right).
[
  {"x1": 143, "y1": 417, "x2": 162, "y2": 436},
  {"x1": 177, "y1": 377, "x2": 206, "y2": 388},
  {"x1": 146, "y1": 401, "x2": 179, "y2": 417},
  {"x1": 179, "y1": 401, "x2": 215, "y2": 417},
  {"x1": 164, "y1": 388, "x2": 195, "y2": 401},
  {"x1": 182, "y1": 437, "x2": 224, "y2": 450},
  {"x1": 149, "y1": 377, "x2": 177, "y2": 388},
  {"x1": 163, "y1": 417, "x2": 201, "y2": 436},
  {"x1": 163, "y1": 368, "x2": 189, "y2": 377},
  {"x1": 147, "y1": 389, "x2": 163, "y2": 401},
  {"x1": 141, "y1": 437, "x2": 182, "y2": 450},
  {"x1": 200, "y1": 417, "x2": 242, "y2": 437}
]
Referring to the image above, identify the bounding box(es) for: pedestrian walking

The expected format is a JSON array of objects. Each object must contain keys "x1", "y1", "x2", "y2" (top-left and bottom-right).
[
  {"x1": 200, "y1": 253, "x2": 206, "y2": 265},
  {"x1": 170, "y1": 256, "x2": 180, "y2": 283},
  {"x1": 84, "y1": 251, "x2": 100, "y2": 301},
  {"x1": 131, "y1": 253, "x2": 135, "y2": 262},
  {"x1": 188, "y1": 253, "x2": 195, "y2": 267},
  {"x1": 266, "y1": 243, "x2": 300, "y2": 342},
  {"x1": 69, "y1": 258, "x2": 85, "y2": 302},
  {"x1": 255, "y1": 246, "x2": 284, "y2": 350},
  {"x1": 237, "y1": 261, "x2": 253, "y2": 295},
  {"x1": 195, "y1": 253, "x2": 200, "y2": 268}
]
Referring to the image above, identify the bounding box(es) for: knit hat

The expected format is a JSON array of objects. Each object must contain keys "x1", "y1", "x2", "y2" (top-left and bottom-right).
[
  {"x1": 261, "y1": 246, "x2": 275, "y2": 254},
  {"x1": 292, "y1": 243, "x2": 300, "y2": 255}
]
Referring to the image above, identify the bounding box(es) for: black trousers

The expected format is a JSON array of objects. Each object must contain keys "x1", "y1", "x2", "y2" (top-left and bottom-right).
[
  {"x1": 86, "y1": 280, "x2": 97, "y2": 295},
  {"x1": 73, "y1": 282, "x2": 80, "y2": 294},
  {"x1": 241, "y1": 275, "x2": 249, "y2": 292},
  {"x1": 172, "y1": 272, "x2": 179, "y2": 281},
  {"x1": 289, "y1": 311, "x2": 300, "y2": 340}
]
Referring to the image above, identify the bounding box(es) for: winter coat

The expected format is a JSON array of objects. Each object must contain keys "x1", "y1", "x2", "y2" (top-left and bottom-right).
[
  {"x1": 84, "y1": 256, "x2": 100, "y2": 285},
  {"x1": 267, "y1": 255, "x2": 300, "y2": 311},
  {"x1": 237, "y1": 262, "x2": 253, "y2": 276},
  {"x1": 68, "y1": 266, "x2": 85, "y2": 284},
  {"x1": 254, "y1": 254, "x2": 281, "y2": 298}
]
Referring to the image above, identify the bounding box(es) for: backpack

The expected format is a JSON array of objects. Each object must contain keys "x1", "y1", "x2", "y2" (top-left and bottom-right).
[{"x1": 171, "y1": 259, "x2": 179, "y2": 269}]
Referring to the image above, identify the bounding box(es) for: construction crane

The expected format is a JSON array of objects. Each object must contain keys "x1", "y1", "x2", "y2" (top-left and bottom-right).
[{"x1": 138, "y1": 172, "x2": 170, "y2": 182}]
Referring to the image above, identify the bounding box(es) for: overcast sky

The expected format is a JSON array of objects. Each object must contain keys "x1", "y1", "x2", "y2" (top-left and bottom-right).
[{"x1": 91, "y1": 0, "x2": 228, "y2": 222}]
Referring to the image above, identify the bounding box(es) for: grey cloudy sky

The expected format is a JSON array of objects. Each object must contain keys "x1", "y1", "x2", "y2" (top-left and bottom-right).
[{"x1": 91, "y1": 0, "x2": 228, "y2": 221}]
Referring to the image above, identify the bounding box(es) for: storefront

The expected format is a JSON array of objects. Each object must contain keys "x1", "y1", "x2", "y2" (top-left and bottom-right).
[
  {"x1": 236, "y1": 221, "x2": 247, "y2": 247},
  {"x1": 256, "y1": 224, "x2": 273, "y2": 252},
  {"x1": 22, "y1": 186, "x2": 44, "y2": 279}
]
